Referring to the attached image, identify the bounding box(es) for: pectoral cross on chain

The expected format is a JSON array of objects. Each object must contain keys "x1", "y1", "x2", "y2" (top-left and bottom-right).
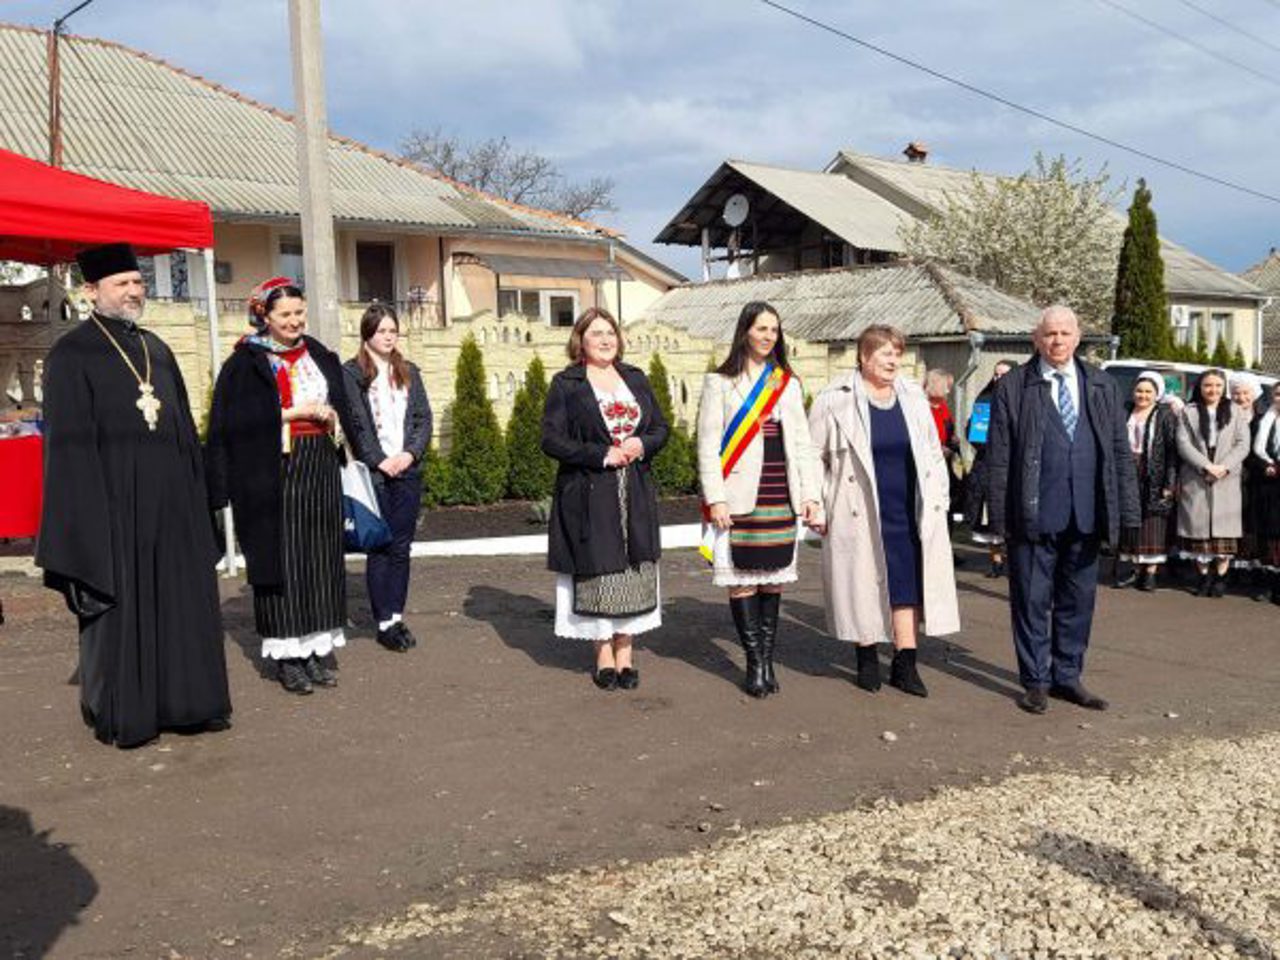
[{"x1": 136, "y1": 383, "x2": 162, "y2": 431}]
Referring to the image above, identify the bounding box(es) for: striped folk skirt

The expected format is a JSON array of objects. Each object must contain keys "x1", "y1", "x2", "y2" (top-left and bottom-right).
[
  {"x1": 254, "y1": 435, "x2": 347, "y2": 649},
  {"x1": 1119, "y1": 510, "x2": 1174, "y2": 564},
  {"x1": 714, "y1": 419, "x2": 797, "y2": 586}
]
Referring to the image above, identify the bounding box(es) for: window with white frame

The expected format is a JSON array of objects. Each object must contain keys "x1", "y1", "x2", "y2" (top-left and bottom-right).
[
  {"x1": 1186, "y1": 310, "x2": 1204, "y2": 349},
  {"x1": 278, "y1": 236, "x2": 305, "y2": 288},
  {"x1": 498, "y1": 288, "x2": 579, "y2": 326}
]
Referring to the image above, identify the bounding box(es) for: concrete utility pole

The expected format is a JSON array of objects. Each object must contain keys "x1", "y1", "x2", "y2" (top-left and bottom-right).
[{"x1": 288, "y1": 0, "x2": 341, "y2": 348}]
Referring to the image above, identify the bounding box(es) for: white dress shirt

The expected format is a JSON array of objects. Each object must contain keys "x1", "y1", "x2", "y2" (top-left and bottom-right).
[{"x1": 1039, "y1": 356, "x2": 1080, "y2": 419}]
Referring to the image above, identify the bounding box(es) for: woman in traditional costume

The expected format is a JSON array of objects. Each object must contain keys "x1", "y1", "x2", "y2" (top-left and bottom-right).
[
  {"x1": 206, "y1": 278, "x2": 356, "y2": 694},
  {"x1": 696, "y1": 301, "x2": 821, "y2": 698},
  {"x1": 541, "y1": 308, "x2": 669, "y2": 691}
]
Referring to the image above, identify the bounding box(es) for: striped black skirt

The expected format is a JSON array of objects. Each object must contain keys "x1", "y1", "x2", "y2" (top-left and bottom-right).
[
  {"x1": 729, "y1": 420, "x2": 796, "y2": 571},
  {"x1": 253, "y1": 434, "x2": 347, "y2": 638}
]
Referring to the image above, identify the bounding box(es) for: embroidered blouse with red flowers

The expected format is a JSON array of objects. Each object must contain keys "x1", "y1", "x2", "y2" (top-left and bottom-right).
[
  {"x1": 591, "y1": 380, "x2": 642, "y2": 466},
  {"x1": 247, "y1": 335, "x2": 334, "y2": 450}
]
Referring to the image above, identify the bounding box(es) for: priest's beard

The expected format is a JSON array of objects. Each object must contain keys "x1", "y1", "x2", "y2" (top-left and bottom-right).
[{"x1": 96, "y1": 299, "x2": 145, "y2": 324}]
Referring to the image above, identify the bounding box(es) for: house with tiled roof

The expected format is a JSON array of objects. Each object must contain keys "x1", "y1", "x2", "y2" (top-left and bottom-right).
[{"x1": 0, "y1": 22, "x2": 682, "y2": 429}]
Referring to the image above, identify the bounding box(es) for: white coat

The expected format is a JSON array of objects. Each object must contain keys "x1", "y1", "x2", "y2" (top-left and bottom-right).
[
  {"x1": 808, "y1": 371, "x2": 960, "y2": 644},
  {"x1": 697, "y1": 370, "x2": 821, "y2": 515}
]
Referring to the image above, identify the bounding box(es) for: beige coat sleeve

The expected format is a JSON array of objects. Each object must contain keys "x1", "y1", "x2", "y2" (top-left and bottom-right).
[
  {"x1": 1219, "y1": 412, "x2": 1250, "y2": 473},
  {"x1": 1176, "y1": 409, "x2": 1212, "y2": 470},
  {"x1": 782, "y1": 379, "x2": 821, "y2": 504},
  {"x1": 697, "y1": 373, "x2": 727, "y2": 506}
]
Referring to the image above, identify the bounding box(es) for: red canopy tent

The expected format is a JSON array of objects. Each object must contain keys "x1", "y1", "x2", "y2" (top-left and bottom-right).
[
  {"x1": 0, "y1": 147, "x2": 213, "y2": 262},
  {"x1": 0, "y1": 149, "x2": 233, "y2": 568}
]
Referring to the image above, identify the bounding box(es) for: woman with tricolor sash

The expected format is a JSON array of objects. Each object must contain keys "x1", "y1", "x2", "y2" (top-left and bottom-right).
[
  {"x1": 696, "y1": 302, "x2": 822, "y2": 698},
  {"x1": 808, "y1": 324, "x2": 959, "y2": 698}
]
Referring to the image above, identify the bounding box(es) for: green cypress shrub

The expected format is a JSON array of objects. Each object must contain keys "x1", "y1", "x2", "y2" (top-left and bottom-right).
[
  {"x1": 1231, "y1": 342, "x2": 1248, "y2": 371},
  {"x1": 419, "y1": 445, "x2": 453, "y2": 508},
  {"x1": 647, "y1": 354, "x2": 696, "y2": 495},
  {"x1": 1193, "y1": 330, "x2": 1212, "y2": 365},
  {"x1": 505, "y1": 355, "x2": 556, "y2": 499},
  {"x1": 445, "y1": 335, "x2": 508, "y2": 504},
  {"x1": 1112, "y1": 180, "x2": 1172, "y2": 359},
  {"x1": 1210, "y1": 335, "x2": 1233, "y2": 369}
]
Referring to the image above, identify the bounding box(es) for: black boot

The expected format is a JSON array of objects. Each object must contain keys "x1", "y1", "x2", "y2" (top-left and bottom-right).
[
  {"x1": 278, "y1": 658, "x2": 313, "y2": 695},
  {"x1": 1270, "y1": 570, "x2": 1280, "y2": 605},
  {"x1": 888, "y1": 648, "x2": 929, "y2": 698},
  {"x1": 1194, "y1": 570, "x2": 1212, "y2": 597},
  {"x1": 757, "y1": 592, "x2": 781, "y2": 694},
  {"x1": 1249, "y1": 568, "x2": 1269, "y2": 602},
  {"x1": 854, "y1": 644, "x2": 881, "y2": 692},
  {"x1": 1137, "y1": 568, "x2": 1157, "y2": 592},
  {"x1": 1209, "y1": 569, "x2": 1226, "y2": 598},
  {"x1": 729, "y1": 595, "x2": 768, "y2": 698}
]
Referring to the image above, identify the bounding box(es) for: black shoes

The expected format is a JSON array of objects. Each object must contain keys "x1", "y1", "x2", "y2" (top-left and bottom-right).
[
  {"x1": 888, "y1": 648, "x2": 928, "y2": 698},
  {"x1": 1209, "y1": 575, "x2": 1226, "y2": 599},
  {"x1": 278, "y1": 658, "x2": 313, "y2": 695},
  {"x1": 854, "y1": 644, "x2": 881, "y2": 692},
  {"x1": 617, "y1": 667, "x2": 640, "y2": 690},
  {"x1": 1112, "y1": 565, "x2": 1137, "y2": 589},
  {"x1": 1194, "y1": 571, "x2": 1214, "y2": 597},
  {"x1": 986, "y1": 559, "x2": 1006, "y2": 579},
  {"x1": 1137, "y1": 569, "x2": 1157, "y2": 592},
  {"x1": 592, "y1": 667, "x2": 618, "y2": 690},
  {"x1": 1017, "y1": 687, "x2": 1048, "y2": 714},
  {"x1": 304, "y1": 654, "x2": 338, "y2": 688},
  {"x1": 729, "y1": 595, "x2": 768, "y2": 698},
  {"x1": 377, "y1": 621, "x2": 414, "y2": 652},
  {"x1": 756, "y1": 592, "x2": 782, "y2": 695},
  {"x1": 1049, "y1": 681, "x2": 1109, "y2": 711}
]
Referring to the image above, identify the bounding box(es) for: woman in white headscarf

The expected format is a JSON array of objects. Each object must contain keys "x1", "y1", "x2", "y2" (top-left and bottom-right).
[{"x1": 1117, "y1": 371, "x2": 1179, "y2": 591}]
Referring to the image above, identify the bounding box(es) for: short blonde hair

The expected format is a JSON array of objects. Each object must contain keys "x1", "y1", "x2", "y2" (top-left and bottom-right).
[
  {"x1": 566, "y1": 307, "x2": 624, "y2": 363},
  {"x1": 857, "y1": 324, "x2": 906, "y2": 363},
  {"x1": 924, "y1": 368, "x2": 951, "y2": 399}
]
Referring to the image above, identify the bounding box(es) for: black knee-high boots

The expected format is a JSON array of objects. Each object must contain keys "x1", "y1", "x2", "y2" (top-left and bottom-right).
[
  {"x1": 729, "y1": 595, "x2": 768, "y2": 698},
  {"x1": 757, "y1": 592, "x2": 781, "y2": 694}
]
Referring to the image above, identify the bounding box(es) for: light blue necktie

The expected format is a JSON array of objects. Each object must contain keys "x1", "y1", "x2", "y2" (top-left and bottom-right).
[{"x1": 1055, "y1": 371, "x2": 1077, "y2": 439}]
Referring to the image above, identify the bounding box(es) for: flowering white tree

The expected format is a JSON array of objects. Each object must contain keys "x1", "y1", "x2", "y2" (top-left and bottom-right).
[{"x1": 900, "y1": 154, "x2": 1123, "y2": 330}]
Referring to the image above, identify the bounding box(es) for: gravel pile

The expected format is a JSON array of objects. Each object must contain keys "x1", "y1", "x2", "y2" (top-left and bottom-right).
[{"x1": 341, "y1": 734, "x2": 1279, "y2": 958}]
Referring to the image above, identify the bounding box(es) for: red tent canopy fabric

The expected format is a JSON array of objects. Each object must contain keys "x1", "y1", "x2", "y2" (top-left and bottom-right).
[{"x1": 0, "y1": 148, "x2": 214, "y2": 263}]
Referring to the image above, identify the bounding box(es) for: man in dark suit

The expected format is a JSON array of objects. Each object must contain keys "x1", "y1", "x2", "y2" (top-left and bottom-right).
[{"x1": 987, "y1": 306, "x2": 1139, "y2": 714}]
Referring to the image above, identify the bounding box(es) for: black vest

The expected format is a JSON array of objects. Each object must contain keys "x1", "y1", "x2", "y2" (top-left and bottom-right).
[{"x1": 1038, "y1": 377, "x2": 1097, "y2": 536}]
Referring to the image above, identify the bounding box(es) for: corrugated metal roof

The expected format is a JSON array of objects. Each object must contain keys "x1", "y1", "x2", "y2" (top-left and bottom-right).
[
  {"x1": 637, "y1": 262, "x2": 1041, "y2": 343},
  {"x1": 834, "y1": 150, "x2": 1263, "y2": 301},
  {"x1": 457, "y1": 252, "x2": 630, "y2": 281},
  {"x1": 724, "y1": 162, "x2": 911, "y2": 252},
  {"x1": 0, "y1": 23, "x2": 601, "y2": 239}
]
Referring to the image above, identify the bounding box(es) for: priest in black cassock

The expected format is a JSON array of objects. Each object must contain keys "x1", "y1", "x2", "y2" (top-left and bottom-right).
[{"x1": 35, "y1": 243, "x2": 231, "y2": 748}]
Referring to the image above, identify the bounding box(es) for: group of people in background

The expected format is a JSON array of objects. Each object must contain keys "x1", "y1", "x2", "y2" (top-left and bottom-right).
[{"x1": 34, "y1": 243, "x2": 1276, "y2": 747}]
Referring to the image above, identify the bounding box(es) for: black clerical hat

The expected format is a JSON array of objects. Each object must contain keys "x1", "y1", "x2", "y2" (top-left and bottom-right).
[{"x1": 76, "y1": 243, "x2": 140, "y2": 283}]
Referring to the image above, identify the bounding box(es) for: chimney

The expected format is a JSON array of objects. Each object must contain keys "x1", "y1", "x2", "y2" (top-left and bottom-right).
[{"x1": 903, "y1": 141, "x2": 929, "y2": 164}]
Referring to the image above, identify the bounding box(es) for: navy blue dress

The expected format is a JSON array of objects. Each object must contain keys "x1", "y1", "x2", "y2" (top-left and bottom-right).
[{"x1": 869, "y1": 399, "x2": 923, "y2": 606}]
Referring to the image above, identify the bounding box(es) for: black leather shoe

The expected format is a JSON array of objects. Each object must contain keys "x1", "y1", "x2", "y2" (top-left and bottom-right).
[
  {"x1": 1194, "y1": 572, "x2": 1212, "y2": 597},
  {"x1": 1049, "y1": 681, "x2": 1108, "y2": 710},
  {"x1": 376, "y1": 627, "x2": 409, "y2": 652},
  {"x1": 854, "y1": 644, "x2": 881, "y2": 692},
  {"x1": 1137, "y1": 569, "x2": 1157, "y2": 592},
  {"x1": 1017, "y1": 687, "x2": 1048, "y2": 714},
  {"x1": 989, "y1": 560, "x2": 1006, "y2": 578},
  {"x1": 616, "y1": 667, "x2": 640, "y2": 690},
  {"x1": 888, "y1": 648, "x2": 928, "y2": 697},
  {"x1": 278, "y1": 658, "x2": 313, "y2": 695},
  {"x1": 304, "y1": 654, "x2": 338, "y2": 688},
  {"x1": 592, "y1": 668, "x2": 618, "y2": 690},
  {"x1": 1209, "y1": 574, "x2": 1226, "y2": 599},
  {"x1": 393, "y1": 622, "x2": 418, "y2": 649}
]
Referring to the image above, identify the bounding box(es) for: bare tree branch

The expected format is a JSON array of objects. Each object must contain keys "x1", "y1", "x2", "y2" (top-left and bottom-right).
[{"x1": 399, "y1": 128, "x2": 617, "y2": 220}]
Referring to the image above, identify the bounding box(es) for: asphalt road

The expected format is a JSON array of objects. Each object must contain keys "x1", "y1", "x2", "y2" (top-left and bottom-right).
[{"x1": 1, "y1": 544, "x2": 1276, "y2": 959}]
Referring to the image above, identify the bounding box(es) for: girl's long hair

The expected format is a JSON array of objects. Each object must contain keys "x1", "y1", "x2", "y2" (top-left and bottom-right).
[
  {"x1": 1193, "y1": 368, "x2": 1231, "y2": 445},
  {"x1": 357, "y1": 303, "x2": 411, "y2": 390},
  {"x1": 715, "y1": 301, "x2": 789, "y2": 379}
]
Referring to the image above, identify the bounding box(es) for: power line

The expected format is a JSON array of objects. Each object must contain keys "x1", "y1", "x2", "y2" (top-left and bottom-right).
[
  {"x1": 1095, "y1": 0, "x2": 1280, "y2": 90},
  {"x1": 754, "y1": 0, "x2": 1280, "y2": 205},
  {"x1": 1173, "y1": 0, "x2": 1280, "y2": 56}
]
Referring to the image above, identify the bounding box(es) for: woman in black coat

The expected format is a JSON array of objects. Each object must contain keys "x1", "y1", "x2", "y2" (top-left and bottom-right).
[
  {"x1": 206, "y1": 278, "x2": 357, "y2": 695},
  {"x1": 342, "y1": 303, "x2": 432, "y2": 652},
  {"x1": 541, "y1": 307, "x2": 669, "y2": 691},
  {"x1": 1116, "y1": 372, "x2": 1180, "y2": 591}
]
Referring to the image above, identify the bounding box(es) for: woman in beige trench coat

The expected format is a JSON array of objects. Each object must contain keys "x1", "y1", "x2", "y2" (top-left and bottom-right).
[
  {"x1": 1176, "y1": 368, "x2": 1250, "y2": 597},
  {"x1": 808, "y1": 324, "x2": 960, "y2": 696}
]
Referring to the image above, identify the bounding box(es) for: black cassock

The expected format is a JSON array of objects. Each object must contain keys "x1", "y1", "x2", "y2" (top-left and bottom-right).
[{"x1": 35, "y1": 314, "x2": 231, "y2": 747}]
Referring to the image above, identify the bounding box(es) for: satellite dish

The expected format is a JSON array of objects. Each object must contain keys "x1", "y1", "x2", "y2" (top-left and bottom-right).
[{"x1": 722, "y1": 193, "x2": 749, "y2": 228}]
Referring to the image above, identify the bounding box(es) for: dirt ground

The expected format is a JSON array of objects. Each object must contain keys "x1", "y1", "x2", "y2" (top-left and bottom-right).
[{"x1": 0, "y1": 543, "x2": 1276, "y2": 960}]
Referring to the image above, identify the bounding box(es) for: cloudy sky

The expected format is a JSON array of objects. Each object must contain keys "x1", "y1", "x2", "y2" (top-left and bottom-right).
[{"x1": 6, "y1": 0, "x2": 1279, "y2": 277}]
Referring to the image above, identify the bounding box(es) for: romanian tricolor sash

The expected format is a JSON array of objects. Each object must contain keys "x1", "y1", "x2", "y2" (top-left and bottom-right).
[{"x1": 700, "y1": 364, "x2": 792, "y2": 562}]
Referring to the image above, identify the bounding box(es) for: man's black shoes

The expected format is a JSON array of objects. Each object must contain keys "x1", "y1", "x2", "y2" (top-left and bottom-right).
[
  {"x1": 1017, "y1": 687, "x2": 1048, "y2": 714},
  {"x1": 1050, "y1": 681, "x2": 1108, "y2": 711}
]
